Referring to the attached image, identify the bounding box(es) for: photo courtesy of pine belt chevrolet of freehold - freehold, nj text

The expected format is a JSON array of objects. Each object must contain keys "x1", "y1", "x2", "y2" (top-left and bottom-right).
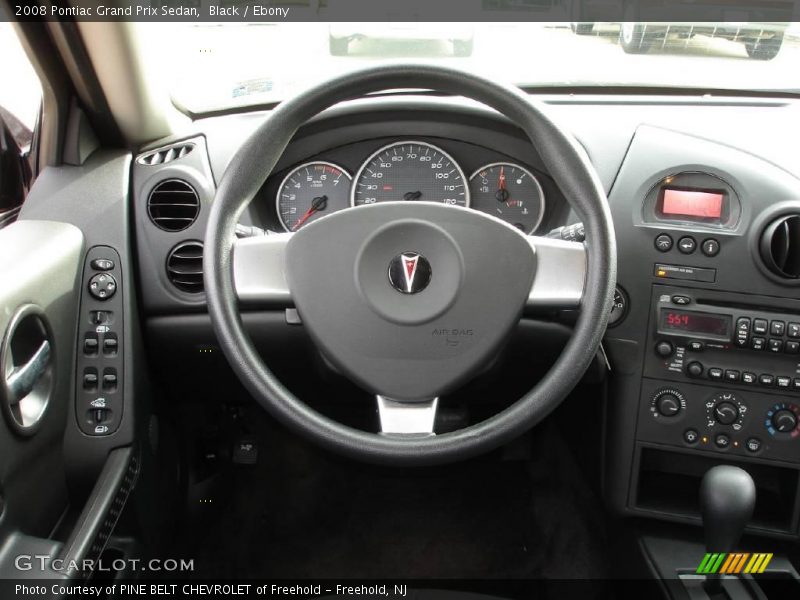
[{"x1": 3, "y1": 1, "x2": 800, "y2": 598}]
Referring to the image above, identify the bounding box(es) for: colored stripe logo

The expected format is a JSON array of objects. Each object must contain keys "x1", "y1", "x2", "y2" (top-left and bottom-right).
[{"x1": 696, "y1": 553, "x2": 773, "y2": 574}]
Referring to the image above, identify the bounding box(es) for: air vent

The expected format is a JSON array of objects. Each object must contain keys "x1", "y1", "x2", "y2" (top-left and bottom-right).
[
  {"x1": 138, "y1": 143, "x2": 194, "y2": 166},
  {"x1": 147, "y1": 179, "x2": 199, "y2": 232},
  {"x1": 760, "y1": 215, "x2": 800, "y2": 279},
  {"x1": 166, "y1": 242, "x2": 204, "y2": 293}
]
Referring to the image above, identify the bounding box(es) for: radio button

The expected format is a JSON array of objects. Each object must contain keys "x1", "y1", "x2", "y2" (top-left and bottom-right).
[
  {"x1": 786, "y1": 341, "x2": 800, "y2": 354},
  {"x1": 794, "y1": 378, "x2": 800, "y2": 391},
  {"x1": 688, "y1": 340, "x2": 704, "y2": 352},
  {"x1": 725, "y1": 370, "x2": 741, "y2": 382},
  {"x1": 760, "y1": 374, "x2": 775, "y2": 386},
  {"x1": 686, "y1": 361, "x2": 704, "y2": 377},
  {"x1": 788, "y1": 323, "x2": 800, "y2": 338},
  {"x1": 753, "y1": 319, "x2": 768, "y2": 334},
  {"x1": 777, "y1": 376, "x2": 791, "y2": 388},
  {"x1": 672, "y1": 295, "x2": 691, "y2": 305},
  {"x1": 768, "y1": 339, "x2": 784, "y2": 353},
  {"x1": 751, "y1": 337, "x2": 766, "y2": 351},
  {"x1": 742, "y1": 372, "x2": 757, "y2": 384},
  {"x1": 736, "y1": 317, "x2": 751, "y2": 331},
  {"x1": 708, "y1": 368, "x2": 724, "y2": 380},
  {"x1": 770, "y1": 321, "x2": 786, "y2": 336}
]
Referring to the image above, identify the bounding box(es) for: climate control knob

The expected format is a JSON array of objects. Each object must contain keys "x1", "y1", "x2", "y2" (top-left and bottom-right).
[
  {"x1": 772, "y1": 409, "x2": 798, "y2": 433},
  {"x1": 714, "y1": 402, "x2": 740, "y2": 426},
  {"x1": 650, "y1": 388, "x2": 686, "y2": 420}
]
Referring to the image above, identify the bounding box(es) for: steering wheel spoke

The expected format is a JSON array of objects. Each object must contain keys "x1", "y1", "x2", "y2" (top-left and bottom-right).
[
  {"x1": 376, "y1": 396, "x2": 439, "y2": 436},
  {"x1": 234, "y1": 233, "x2": 292, "y2": 305},
  {"x1": 525, "y1": 236, "x2": 587, "y2": 309}
]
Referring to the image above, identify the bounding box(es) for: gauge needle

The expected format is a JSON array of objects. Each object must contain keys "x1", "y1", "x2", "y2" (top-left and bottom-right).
[
  {"x1": 403, "y1": 191, "x2": 423, "y2": 201},
  {"x1": 496, "y1": 166, "x2": 510, "y2": 203},
  {"x1": 292, "y1": 195, "x2": 328, "y2": 231}
]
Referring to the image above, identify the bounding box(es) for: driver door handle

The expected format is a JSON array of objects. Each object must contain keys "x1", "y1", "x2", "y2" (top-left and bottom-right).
[{"x1": 7, "y1": 339, "x2": 50, "y2": 404}]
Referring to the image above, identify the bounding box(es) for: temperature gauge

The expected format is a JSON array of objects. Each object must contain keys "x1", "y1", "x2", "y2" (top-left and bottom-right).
[{"x1": 469, "y1": 162, "x2": 545, "y2": 234}]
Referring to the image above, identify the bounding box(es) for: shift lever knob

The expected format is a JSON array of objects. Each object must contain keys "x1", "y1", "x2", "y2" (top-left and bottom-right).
[{"x1": 700, "y1": 465, "x2": 756, "y2": 553}]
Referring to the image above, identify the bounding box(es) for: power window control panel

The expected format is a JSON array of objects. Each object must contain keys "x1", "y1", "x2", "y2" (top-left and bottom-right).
[{"x1": 75, "y1": 246, "x2": 123, "y2": 436}]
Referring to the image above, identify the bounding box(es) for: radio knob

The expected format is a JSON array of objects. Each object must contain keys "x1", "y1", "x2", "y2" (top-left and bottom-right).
[
  {"x1": 714, "y1": 401, "x2": 740, "y2": 426},
  {"x1": 772, "y1": 409, "x2": 798, "y2": 433},
  {"x1": 656, "y1": 393, "x2": 682, "y2": 417},
  {"x1": 655, "y1": 340, "x2": 674, "y2": 357},
  {"x1": 686, "y1": 361, "x2": 704, "y2": 377}
]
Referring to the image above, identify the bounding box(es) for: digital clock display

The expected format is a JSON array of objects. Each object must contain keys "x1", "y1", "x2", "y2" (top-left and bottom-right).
[{"x1": 659, "y1": 309, "x2": 731, "y2": 339}]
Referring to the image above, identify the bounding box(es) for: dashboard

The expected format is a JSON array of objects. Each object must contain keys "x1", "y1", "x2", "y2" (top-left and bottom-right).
[{"x1": 122, "y1": 94, "x2": 800, "y2": 539}]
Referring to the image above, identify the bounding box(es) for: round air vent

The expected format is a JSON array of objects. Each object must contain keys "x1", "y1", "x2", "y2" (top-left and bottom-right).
[
  {"x1": 166, "y1": 241, "x2": 204, "y2": 293},
  {"x1": 760, "y1": 214, "x2": 800, "y2": 279},
  {"x1": 147, "y1": 179, "x2": 199, "y2": 232}
]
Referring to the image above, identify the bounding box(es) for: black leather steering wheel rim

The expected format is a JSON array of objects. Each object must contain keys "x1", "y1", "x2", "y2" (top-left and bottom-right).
[{"x1": 204, "y1": 64, "x2": 616, "y2": 466}]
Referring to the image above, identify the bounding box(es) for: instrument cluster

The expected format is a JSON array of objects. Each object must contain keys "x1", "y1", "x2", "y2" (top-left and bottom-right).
[{"x1": 274, "y1": 139, "x2": 547, "y2": 234}]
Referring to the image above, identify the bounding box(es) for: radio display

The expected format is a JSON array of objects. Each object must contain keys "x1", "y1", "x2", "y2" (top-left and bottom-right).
[
  {"x1": 659, "y1": 187, "x2": 725, "y2": 221},
  {"x1": 659, "y1": 309, "x2": 731, "y2": 339}
]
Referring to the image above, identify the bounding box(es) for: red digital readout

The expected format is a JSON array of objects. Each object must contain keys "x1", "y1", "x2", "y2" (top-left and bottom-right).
[
  {"x1": 666, "y1": 312, "x2": 690, "y2": 327},
  {"x1": 662, "y1": 188, "x2": 724, "y2": 219}
]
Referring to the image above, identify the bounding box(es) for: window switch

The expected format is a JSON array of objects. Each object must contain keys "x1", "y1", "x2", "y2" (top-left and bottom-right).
[
  {"x1": 83, "y1": 370, "x2": 98, "y2": 391},
  {"x1": 102, "y1": 370, "x2": 118, "y2": 392},
  {"x1": 84, "y1": 334, "x2": 99, "y2": 355},
  {"x1": 103, "y1": 335, "x2": 118, "y2": 355}
]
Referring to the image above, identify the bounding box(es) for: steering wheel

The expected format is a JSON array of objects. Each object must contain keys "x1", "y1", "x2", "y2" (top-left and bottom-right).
[{"x1": 204, "y1": 64, "x2": 616, "y2": 466}]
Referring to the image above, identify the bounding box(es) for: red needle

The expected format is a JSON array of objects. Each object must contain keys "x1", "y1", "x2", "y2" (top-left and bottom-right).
[
  {"x1": 291, "y1": 195, "x2": 328, "y2": 231},
  {"x1": 292, "y1": 207, "x2": 316, "y2": 231},
  {"x1": 498, "y1": 166, "x2": 506, "y2": 191}
]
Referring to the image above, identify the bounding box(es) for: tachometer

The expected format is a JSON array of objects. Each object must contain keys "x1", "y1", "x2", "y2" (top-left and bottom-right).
[
  {"x1": 351, "y1": 141, "x2": 469, "y2": 207},
  {"x1": 469, "y1": 162, "x2": 545, "y2": 234},
  {"x1": 276, "y1": 161, "x2": 351, "y2": 231}
]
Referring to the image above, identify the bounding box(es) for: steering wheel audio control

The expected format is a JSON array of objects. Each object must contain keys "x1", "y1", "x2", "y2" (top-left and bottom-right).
[
  {"x1": 651, "y1": 388, "x2": 686, "y2": 419},
  {"x1": 765, "y1": 403, "x2": 800, "y2": 439},
  {"x1": 705, "y1": 392, "x2": 747, "y2": 431}
]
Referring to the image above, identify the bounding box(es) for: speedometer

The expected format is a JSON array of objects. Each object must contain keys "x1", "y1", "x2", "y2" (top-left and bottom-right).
[{"x1": 351, "y1": 141, "x2": 469, "y2": 207}]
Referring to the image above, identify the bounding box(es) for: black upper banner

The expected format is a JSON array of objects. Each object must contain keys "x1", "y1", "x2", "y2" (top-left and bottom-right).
[{"x1": 2, "y1": 0, "x2": 800, "y2": 23}]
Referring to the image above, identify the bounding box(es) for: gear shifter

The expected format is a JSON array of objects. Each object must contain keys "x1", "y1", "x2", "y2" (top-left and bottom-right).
[{"x1": 700, "y1": 466, "x2": 756, "y2": 593}]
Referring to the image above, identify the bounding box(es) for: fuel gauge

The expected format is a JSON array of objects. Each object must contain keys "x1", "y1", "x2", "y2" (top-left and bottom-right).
[{"x1": 469, "y1": 162, "x2": 545, "y2": 234}]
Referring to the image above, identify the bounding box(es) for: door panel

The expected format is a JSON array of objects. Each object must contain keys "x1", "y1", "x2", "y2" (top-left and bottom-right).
[{"x1": 0, "y1": 220, "x2": 83, "y2": 541}]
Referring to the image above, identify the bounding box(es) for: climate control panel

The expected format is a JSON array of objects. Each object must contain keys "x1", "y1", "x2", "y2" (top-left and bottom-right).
[{"x1": 638, "y1": 379, "x2": 800, "y2": 463}]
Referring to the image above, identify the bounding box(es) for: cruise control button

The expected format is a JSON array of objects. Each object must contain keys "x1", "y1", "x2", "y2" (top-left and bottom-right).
[
  {"x1": 715, "y1": 434, "x2": 730, "y2": 448},
  {"x1": 701, "y1": 238, "x2": 720, "y2": 257},
  {"x1": 678, "y1": 236, "x2": 696, "y2": 254},
  {"x1": 788, "y1": 322, "x2": 800, "y2": 338},
  {"x1": 753, "y1": 319, "x2": 768, "y2": 334},
  {"x1": 760, "y1": 374, "x2": 775, "y2": 386},
  {"x1": 684, "y1": 429, "x2": 699, "y2": 444},
  {"x1": 746, "y1": 438, "x2": 761, "y2": 453},
  {"x1": 785, "y1": 341, "x2": 799, "y2": 354},
  {"x1": 771, "y1": 321, "x2": 786, "y2": 336},
  {"x1": 751, "y1": 337, "x2": 766, "y2": 351},
  {"x1": 742, "y1": 372, "x2": 757, "y2": 384},
  {"x1": 708, "y1": 368, "x2": 723, "y2": 380},
  {"x1": 777, "y1": 376, "x2": 791, "y2": 388},
  {"x1": 654, "y1": 234, "x2": 673, "y2": 252}
]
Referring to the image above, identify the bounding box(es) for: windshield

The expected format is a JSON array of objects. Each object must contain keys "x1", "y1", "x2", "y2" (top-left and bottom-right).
[{"x1": 142, "y1": 22, "x2": 800, "y2": 113}]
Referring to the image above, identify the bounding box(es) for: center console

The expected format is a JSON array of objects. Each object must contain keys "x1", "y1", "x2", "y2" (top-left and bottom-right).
[{"x1": 602, "y1": 124, "x2": 800, "y2": 542}]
